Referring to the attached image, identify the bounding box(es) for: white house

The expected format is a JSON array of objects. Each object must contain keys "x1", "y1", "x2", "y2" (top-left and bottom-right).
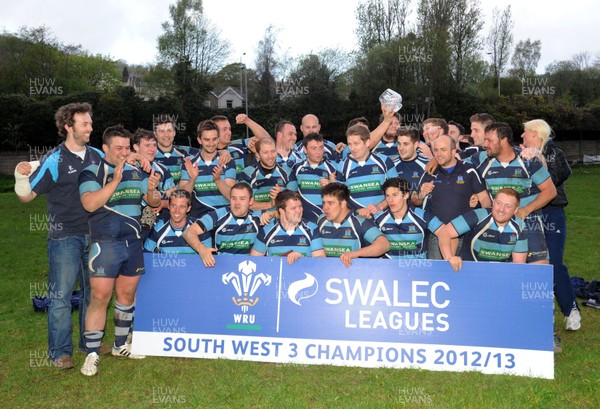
[{"x1": 205, "y1": 86, "x2": 244, "y2": 109}]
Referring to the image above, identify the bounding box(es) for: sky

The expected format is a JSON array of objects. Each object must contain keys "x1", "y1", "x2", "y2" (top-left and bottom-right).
[{"x1": 1, "y1": 0, "x2": 598, "y2": 73}]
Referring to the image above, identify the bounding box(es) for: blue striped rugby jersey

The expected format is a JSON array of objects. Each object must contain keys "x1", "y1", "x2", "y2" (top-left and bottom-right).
[
  {"x1": 238, "y1": 163, "x2": 295, "y2": 206},
  {"x1": 154, "y1": 145, "x2": 197, "y2": 185},
  {"x1": 316, "y1": 212, "x2": 384, "y2": 257},
  {"x1": 79, "y1": 159, "x2": 149, "y2": 241},
  {"x1": 141, "y1": 161, "x2": 175, "y2": 207},
  {"x1": 252, "y1": 220, "x2": 323, "y2": 256},
  {"x1": 180, "y1": 151, "x2": 237, "y2": 218},
  {"x1": 154, "y1": 145, "x2": 198, "y2": 185},
  {"x1": 197, "y1": 207, "x2": 261, "y2": 255},
  {"x1": 144, "y1": 216, "x2": 196, "y2": 254},
  {"x1": 374, "y1": 207, "x2": 443, "y2": 259},
  {"x1": 276, "y1": 150, "x2": 303, "y2": 174},
  {"x1": 336, "y1": 152, "x2": 398, "y2": 209},
  {"x1": 229, "y1": 138, "x2": 260, "y2": 174},
  {"x1": 338, "y1": 140, "x2": 429, "y2": 163},
  {"x1": 466, "y1": 150, "x2": 552, "y2": 209},
  {"x1": 227, "y1": 144, "x2": 247, "y2": 174},
  {"x1": 289, "y1": 159, "x2": 337, "y2": 224},
  {"x1": 372, "y1": 139, "x2": 400, "y2": 163},
  {"x1": 294, "y1": 139, "x2": 340, "y2": 163},
  {"x1": 451, "y1": 208, "x2": 527, "y2": 262},
  {"x1": 394, "y1": 155, "x2": 429, "y2": 192}
]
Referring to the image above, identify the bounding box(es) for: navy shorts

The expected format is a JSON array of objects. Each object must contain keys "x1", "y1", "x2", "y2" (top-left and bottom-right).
[
  {"x1": 524, "y1": 213, "x2": 549, "y2": 263},
  {"x1": 88, "y1": 240, "x2": 145, "y2": 278}
]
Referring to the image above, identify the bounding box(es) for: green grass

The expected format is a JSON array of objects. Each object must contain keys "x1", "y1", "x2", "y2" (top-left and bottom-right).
[
  {"x1": 1, "y1": 167, "x2": 599, "y2": 408},
  {"x1": 0, "y1": 174, "x2": 14, "y2": 193}
]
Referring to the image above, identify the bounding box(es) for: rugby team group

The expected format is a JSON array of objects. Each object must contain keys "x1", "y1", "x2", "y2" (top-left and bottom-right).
[{"x1": 14, "y1": 101, "x2": 580, "y2": 376}]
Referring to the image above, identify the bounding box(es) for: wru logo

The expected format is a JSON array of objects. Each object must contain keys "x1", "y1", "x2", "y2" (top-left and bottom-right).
[{"x1": 222, "y1": 260, "x2": 271, "y2": 313}]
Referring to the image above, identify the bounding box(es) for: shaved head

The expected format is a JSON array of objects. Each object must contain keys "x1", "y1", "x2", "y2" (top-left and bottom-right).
[
  {"x1": 302, "y1": 114, "x2": 319, "y2": 125},
  {"x1": 300, "y1": 114, "x2": 321, "y2": 137}
]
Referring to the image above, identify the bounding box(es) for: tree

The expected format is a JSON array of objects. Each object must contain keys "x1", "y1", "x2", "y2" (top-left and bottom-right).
[
  {"x1": 593, "y1": 52, "x2": 600, "y2": 69},
  {"x1": 143, "y1": 62, "x2": 176, "y2": 98},
  {"x1": 546, "y1": 57, "x2": 600, "y2": 107},
  {"x1": 486, "y1": 6, "x2": 514, "y2": 94},
  {"x1": 0, "y1": 33, "x2": 33, "y2": 94},
  {"x1": 212, "y1": 63, "x2": 247, "y2": 92},
  {"x1": 510, "y1": 39, "x2": 541, "y2": 77},
  {"x1": 254, "y1": 25, "x2": 280, "y2": 105},
  {"x1": 284, "y1": 54, "x2": 337, "y2": 105},
  {"x1": 189, "y1": 17, "x2": 231, "y2": 76},
  {"x1": 157, "y1": 0, "x2": 203, "y2": 67},
  {"x1": 352, "y1": 0, "x2": 486, "y2": 118},
  {"x1": 355, "y1": 0, "x2": 410, "y2": 52},
  {"x1": 316, "y1": 48, "x2": 356, "y2": 99},
  {"x1": 448, "y1": 0, "x2": 483, "y2": 89},
  {"x1": 0, "y1": 27, "x2": 120, "y2": 96},
  {"x1": 350, "y1": 40, "x2": 408, "y2": 117},
  {"x1": 417, "y1": 0, "x2": 456, "y2": 115},
  {"x1": 157, "y1": 0, "x2": 230, "y2": 101},
  {"x1": 572, "y1": 52, "x2": 592, "y2": 70}
]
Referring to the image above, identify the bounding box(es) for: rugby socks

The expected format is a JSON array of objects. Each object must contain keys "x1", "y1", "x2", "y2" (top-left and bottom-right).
[
  {"x1": 84, "y1": 330, "x2": 104, "y2": 355},
  {"x1": 114, "y1": 301, "x2": 135, "y2": 347}
]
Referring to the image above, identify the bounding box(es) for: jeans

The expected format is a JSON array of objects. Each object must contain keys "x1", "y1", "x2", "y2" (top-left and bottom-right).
[
  {"x1": 47, "y1": 234, "x2": 90, "y2": 360},
  {"x1": 542, "y1": 207, "x2": 576, "y2": 316}
]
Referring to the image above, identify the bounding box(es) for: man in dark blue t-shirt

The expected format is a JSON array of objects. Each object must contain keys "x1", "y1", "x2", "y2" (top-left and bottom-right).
[
  {"x1": 15, "y1": 102, "x2": 103, "y2": 370},
  {"x1": 412, "y1": 135, "x2": 491, "y2": 259}
]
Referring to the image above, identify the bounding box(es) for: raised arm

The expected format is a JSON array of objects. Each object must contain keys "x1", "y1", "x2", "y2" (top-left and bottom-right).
[
  {"x1": 211, "y1": 164, "x2": 235, "y2": 200},
  {"x1": 368, "y1": 104, "x2": 395, "y2": 149},
  {"x1": 143, "y1": 170, "x2": 162, "y2": 208},
  {"x1": 178, "y1": 157, "x2": 199, "y2": 193},
  {"x1": 236, "y1": 114, "x2": 271, "y2": 140}
]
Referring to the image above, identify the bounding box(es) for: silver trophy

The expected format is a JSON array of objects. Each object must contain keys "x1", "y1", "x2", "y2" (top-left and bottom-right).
[{"x1": 379, "y1": 89, "x2": 403, "y2": 112}]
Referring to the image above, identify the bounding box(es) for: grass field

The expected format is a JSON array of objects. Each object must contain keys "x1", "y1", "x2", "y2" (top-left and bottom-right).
[{"x1": 0, "y1": 168, "x2": 599, "y2": 408}]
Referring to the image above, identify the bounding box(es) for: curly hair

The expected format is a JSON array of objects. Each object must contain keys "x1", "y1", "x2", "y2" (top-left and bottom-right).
[{"x1": 54, "y1": 102, "x2": 92, "y2": 137}]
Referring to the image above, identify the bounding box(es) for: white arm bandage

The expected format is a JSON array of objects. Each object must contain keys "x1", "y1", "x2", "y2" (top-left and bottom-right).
[{"x1": 14, "y1": 161, "x2": 40, "y2": 196}]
